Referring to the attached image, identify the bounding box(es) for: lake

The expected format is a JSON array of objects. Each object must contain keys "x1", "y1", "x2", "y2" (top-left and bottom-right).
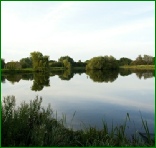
[{"x1": 1, "y1": 69, "x2": 155, "y2": 137}]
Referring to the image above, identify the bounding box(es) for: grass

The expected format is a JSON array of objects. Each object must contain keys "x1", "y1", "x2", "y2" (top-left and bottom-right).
[
  {"x1": 1, "y1": 68, "x2": 34, "y2": 73},
  {"x1": 1, "y1": 67, "x2": 86, "y2": 73},
  {"x1": 120, "y1": 65, "x2": 155, "y2": 70},
  {"x1": 1, "y1": 96, "x2": 155, "y2": 147}
]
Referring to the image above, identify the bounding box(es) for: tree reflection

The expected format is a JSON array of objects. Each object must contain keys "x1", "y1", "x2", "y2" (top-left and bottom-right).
[
  {"x1": 58, "y1": 69, "x2": 74, "y2": 80},
  {"x1": 4, "y1": 74, "x2": 22, "y2": 84},
  {"x1": 2, "y1": 73, "x2": 34, "y2": 84},
  {"x1": 86, "y1": 70, "x2": 119, "y2": 83},
  {"x1": 131, "y1": 69, "x2": 155, "y2": 79},
  {"x1": 119, "y1": 68, "x2": 132, "y2": 76},
  {"x1": 49, "y1": 69, "x2": 85, "y2": 80},
  {"x1": 21, "y1": 73, "x2": 33, "y2": 81},
  {"x1": 1, "y1": 75, "x2": 6, "y2": 83},
  {"x1": 31, "y1": 72, "x2": 50, "y2": 91}
]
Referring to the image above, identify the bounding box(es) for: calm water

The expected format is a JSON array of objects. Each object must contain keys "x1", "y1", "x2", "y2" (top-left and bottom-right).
[{"x1": 1, "y1": 69, "x2": 155, "y2": 136}]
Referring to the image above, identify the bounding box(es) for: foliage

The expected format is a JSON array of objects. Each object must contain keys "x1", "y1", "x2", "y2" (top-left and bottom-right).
[
  {"x1": 20, "y1": 57, "x2": 32, "y2": 68},
  {"x1": 49, "y1": 61, "x2": 63, "y2": 67},
  {"x1": 5, "y1": 61, "x2": 21, "y2": 70},
  {"x1": 58, "y1": 56, "x2": 74, "y2": 64},
  {"x1": 2, "y1": 53, "x2": 155, "y2": 71},
  {"x1": 30, "y1": 51, "x2": 49, "y2": 71},
  {"x1": 118, "y1": 57, "x2": 132, "y2": 66},
  {"x1": 86, "y1": 56, "x2": 119, "y2": 70},
  {"x1": 131, "y1": 55, "x2": 154, "y2": 65},
  {"x1": 2, "y1": 96, "x2": 155, "y2": 146},
  {"x1": 1, "y1": 58, "x2": 5, "y2": 69},
  {"x1": 73, "y1": 61, "x2": 87, "y2": 67},
  {"x1": 63, "y1": 59, "x2": 72, "y2": 69},
  {"x1": 58, "y1": 56, "x2": 75, "y2": 69}
]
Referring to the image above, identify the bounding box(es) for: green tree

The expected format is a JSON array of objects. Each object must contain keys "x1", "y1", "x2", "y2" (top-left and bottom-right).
[
  {"x1": 131, "y1": 55, "x2": 154, "y2": 65},
  {"x1": 49, "y1": 61, "x2": 63, "y2": 67},
  {"x1": 142, "y1": 55, "x2": 154, "y2": 64},
  {"x1": 30, "y1": 52, "x2": 43, "y2": 70},
  {"x1": 5, "y1": 61, "x2": 21, "y2": 70},
  {"x1": 63, "y1": 59, "x2": 72, "y2": 69},
  {"x1": 30, "y1": 52, "x2": 49, "y2": 71},
  {"x1": 58, "y1": 56, "x2": 74, "y2": 64},
  {"x1": 118, "y1": 57, "x2": 132, "y2": 66},
  {"x1": 152, "y1": 57, "x2": 155, "y2": 65},
  {"x1": 20, "y1": 57, "x2": 32, "y2": 68},
  {"x1": 86, "y1": 56, "x2": 119, "y2": 70},
  {"x1": 1, "y1": 59, "x2": 5, "y2": 69}
]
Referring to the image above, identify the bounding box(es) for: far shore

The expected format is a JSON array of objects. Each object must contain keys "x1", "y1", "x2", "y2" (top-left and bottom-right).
[
  {"x1": 120, "y1": 65, "x2": 155, "y2": 70},
  {"x1": 1, "y1": 65, "x2": 155, "y2": 73}
]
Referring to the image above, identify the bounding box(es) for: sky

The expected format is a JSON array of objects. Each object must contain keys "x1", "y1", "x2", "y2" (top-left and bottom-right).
[{"x1": 1, "y1": 1, "x2": 155, "y2": 62}]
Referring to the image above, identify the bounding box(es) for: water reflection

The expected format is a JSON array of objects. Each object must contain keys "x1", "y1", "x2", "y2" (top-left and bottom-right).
[
  {"x1": 31, "y1": 72, "x2": 50, "y2": 91},
  {"x1": 119, "y1": 69, "x2": 132, "y2": 76},
  {"x1": 132, "y1": 69, "x2": 155, "y2": 79},
  {"x1": 1, "y1": 75, "x2": 6, "y2": 83},
  {"x1": 49, "y1": 69, "x2": 85, "y2": 80},
  {"x1": 1, "y1": 69, "x2": 155, "y2": 87},
  {"x1": 2, "y1": 73, "x2": 33, "y2": 84},
  {"x1": 1, "y1": 69, "x2": 154, "y2": 136},
  {"x1": 59, "y1": 69, "x2": 74, "y2": 80},
  {"x1": 86, "y1": 70, "x2": 119, "y2": 83}
]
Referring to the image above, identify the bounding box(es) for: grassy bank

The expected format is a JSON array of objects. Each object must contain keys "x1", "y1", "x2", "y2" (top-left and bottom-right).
[
  {"x1": 1, "y1": 67, "x2": 86, "y2": 73},
  {"x1": 1, "y1": 68, "x2": 34, "y2": 73},
  {"x1": 2, "y1": 96, "x2": 154, "y2": 147},
  {"x1": 120, "y1": 65, "x2": 155, "y2": 70},
  {"x1": 49, "y1": 67, "x2": 85, "y2": 71}
]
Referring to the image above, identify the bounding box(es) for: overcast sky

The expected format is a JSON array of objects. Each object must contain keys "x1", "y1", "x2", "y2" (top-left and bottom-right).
[{"x1": 1, "y1": 1, "x2": 155, "y2": 62}]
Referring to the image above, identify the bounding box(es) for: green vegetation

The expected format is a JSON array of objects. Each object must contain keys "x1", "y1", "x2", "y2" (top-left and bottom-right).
[
  {"x1": 20, "y1": 57, "x2": 32, "y2": 68},
  {"x1": 1, "y1": 51, "x2": 155, "y2": 73},
  {"x1": 118, "y1": 57, "x2": 132, "y2": 66},
  {"x1": 131, "y1": 55, "x2": 154, "y2": 65},
  {"x1": 86, "y1": 56, "x2": 119, "y2": 70},
  {"x1": 30, "y1": 51, "x2": 49, "y2": 71},
  {"x1": 1, "y1": 68, "x2": 34, "y2": 73},
  {"x1": 120, "y1": 65, "x2": 155, "y2": 70},
  {"x1": 2, "y1": 96, "x2": 154, "y2": 147},
  {"x1": 1, "y1": 58, "x2": 5, "y2": 69}
]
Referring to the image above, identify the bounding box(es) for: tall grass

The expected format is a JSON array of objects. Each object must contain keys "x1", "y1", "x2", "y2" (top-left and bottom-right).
[{"x1": 1, "y1": 96, "x2": 155, "y2": 146}]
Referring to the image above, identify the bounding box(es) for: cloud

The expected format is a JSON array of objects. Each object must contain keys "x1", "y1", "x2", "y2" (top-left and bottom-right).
[{"x1": 1, "y1": 1, "x2": 155, "y2": 62}]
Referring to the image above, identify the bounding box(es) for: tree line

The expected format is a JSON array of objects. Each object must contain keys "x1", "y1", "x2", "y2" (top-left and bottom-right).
[{"x1": 1, "y1": 51, "x2": 155, "y2": 71}]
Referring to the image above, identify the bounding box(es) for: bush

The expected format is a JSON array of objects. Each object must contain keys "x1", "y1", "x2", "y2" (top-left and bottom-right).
[{"x1": 86, "y1": 56, "x2": 119, "y2": 70}]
